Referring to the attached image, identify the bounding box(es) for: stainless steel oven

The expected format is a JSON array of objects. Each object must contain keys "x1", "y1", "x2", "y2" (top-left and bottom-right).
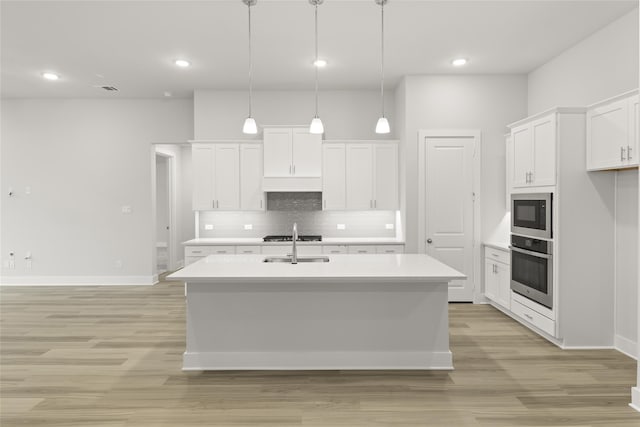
[
  {"x1": 511, "y1": 193, "x2": 552, "y2": 239},
  {"x1": 510, "y1": 234, "x2": 553, "y2": 309}
]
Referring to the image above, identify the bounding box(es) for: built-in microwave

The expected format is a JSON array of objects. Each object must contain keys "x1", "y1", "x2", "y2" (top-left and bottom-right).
[{"x1": 511, "y1": 193, "x2": 552, "y2": 240}]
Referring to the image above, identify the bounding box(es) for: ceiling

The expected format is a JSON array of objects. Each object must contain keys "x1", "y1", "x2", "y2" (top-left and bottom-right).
[{"x1": 1, "y1": 0, "x2": 637, "y2": 98}]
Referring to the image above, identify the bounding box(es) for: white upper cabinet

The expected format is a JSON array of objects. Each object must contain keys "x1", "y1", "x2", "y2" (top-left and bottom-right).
[
  {"x1": 345, "y1": 142, "x2": 398, "y2": 210},
  {"x1": 240, "y1": 144, "x2": 265, "y2": 211},
  {"x1": 263, "y1": 128, "x2": 321, "y2": 177},
  {"x1": 587, "y1": 90, "x2": 639, "y2": 171},
  {"x1": 374, "y1": 143, "x2": 399, "y2": 210},
  {"x1": 346, "y1": 144, "x2": 374, "y2": 210},
  {"x1": 292, "y1": 128, "x2": 322, "y2": 177},
  {"x1": 192, "y1": 144, "x2": 215, "y2": 211},
  {"x1": 510, "y1": 112, "x2": 556, "y2": 189},
  {"x1": 322, "y1": 143, "x2": 346, "y2": 210},
  {"x1": 263, "y1": 128, "x2": 293, "y2": 176},
  {"x1": 193, "y1": 143, "x2": 263, "y2": 211}
]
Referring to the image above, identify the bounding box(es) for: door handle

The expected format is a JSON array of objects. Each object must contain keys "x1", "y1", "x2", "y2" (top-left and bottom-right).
[{"x1": 427, "y1": 238, "x2": 433, "y2": 244}]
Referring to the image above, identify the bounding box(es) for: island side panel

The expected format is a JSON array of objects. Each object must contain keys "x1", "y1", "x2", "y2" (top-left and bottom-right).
[{"x1": 184, "y1": 280, "x2": 452, "y2": 370}]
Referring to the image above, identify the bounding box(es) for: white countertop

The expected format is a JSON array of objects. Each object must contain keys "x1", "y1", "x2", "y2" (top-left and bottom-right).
[
  {"x1": 183, "y1": 237, "x2": 405, "y2": 246},
  {"x1": 484, "y1": 241, "x2": 510, "y2": 251},
  {"x1": 168, "y1": 253, "x2": 465, "y2": 284}
]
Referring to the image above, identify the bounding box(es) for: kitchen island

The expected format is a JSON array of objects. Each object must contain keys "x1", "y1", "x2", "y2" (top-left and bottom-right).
[{"x1": 168, "y1": 254, "x2": 465, "y2": 371}]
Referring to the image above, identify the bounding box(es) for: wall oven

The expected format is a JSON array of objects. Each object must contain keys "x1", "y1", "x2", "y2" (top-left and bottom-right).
[
  {"x1": 510, "y1": 234, "x2": 553, "y2": 309},
  {"x1": 511, "y1": 193, "x2": 552, "y2": 239}
]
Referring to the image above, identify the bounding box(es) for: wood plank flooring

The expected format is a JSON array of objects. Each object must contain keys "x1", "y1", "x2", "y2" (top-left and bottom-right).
[{"x1": 1, "y1": 278, "x2": 638, "y2": 426}]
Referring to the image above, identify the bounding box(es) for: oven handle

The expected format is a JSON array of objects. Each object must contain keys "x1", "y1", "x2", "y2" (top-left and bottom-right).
[{"x1": 509, "y1": 246, "x2": 552, "y2": 259}]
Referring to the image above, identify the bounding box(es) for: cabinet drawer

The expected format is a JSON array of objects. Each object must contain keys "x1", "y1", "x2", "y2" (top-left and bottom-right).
[
  {"x1": 236, "y1": 245, "x2": 261, "y2": 254},
  {"x1": 348, "y1": 245, "x2": 376, "y2": 254},
  {"x1": 511, "y1": 299, "x2": 555, "y2": 337},
  {"x1": 376, "y1": 244, "x2": 404, "y2": 254},
  {"x1": 485, "y1": 248, "x2": 510, "y2": 265},
  {"x1": 185, "y1": 246, "x2": 236, "y2": 256},
  {"x1": 323, "y1": 245, "x2": 348, "y2": 254}
]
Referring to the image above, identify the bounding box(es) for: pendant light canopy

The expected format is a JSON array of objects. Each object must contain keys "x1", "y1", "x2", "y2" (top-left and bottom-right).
[
  {"x1": 309, "y1": 0, "x2": 324, "y2": 135},
  {"x1": 242, "y1": 0, "x2": 258, "y2": 134},
  {"x1": 375, "y1": 0, "x2": 390, "y2": 134}
]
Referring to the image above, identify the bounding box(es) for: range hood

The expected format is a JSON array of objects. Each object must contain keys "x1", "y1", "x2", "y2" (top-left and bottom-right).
[{"x1": 262, "y1": 176, "x2": 322, "y2": 192}]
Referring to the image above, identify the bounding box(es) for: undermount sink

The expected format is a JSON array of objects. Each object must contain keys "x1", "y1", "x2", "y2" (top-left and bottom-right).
[{"x1": 263, "y1": 256, "x2": 330, "y2": 263}]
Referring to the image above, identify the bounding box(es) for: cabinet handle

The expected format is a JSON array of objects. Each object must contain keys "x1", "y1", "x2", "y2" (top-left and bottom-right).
[
  {"x1": 192, "y1": 250, "x2": 202, "y2": 254},
  {"x1": 216, "y1": 200, "x2": 220, "y2": 209},
  {"x1": 374, "y1": 200, "x2": 377, "y2": 209},
  {"x1": 289, "y1": 165, "x2": 292, "y2": 174},
  {"x1": 330, "y1": 250, "x2": 340, "y2": 254},
  {"x1": 213, "y1": 200, "x2": 215, "y2": 209},
  {"x1": 357, "y1": 250, "x2": 368, "y2": 253},
  {"x1": 529, "y1": 172, "x2": 534, "y2": 183},
  {"x1": 628, "y1": 145, "x2": 633, "y2": 160},
  {"x1": 293, "y1": 165, "x2": 296, "y2": 174},
  {"x1": 524, "y1": 313, "x2": 533, "y2": 321},
  {"x1": 385, "y1": 250, "x2": 395, "y2": 253},
  {"x1": 260, "y1": 199, "x2": 263, "y2": 209},
  {"x1": 621, "y1": 147, "x2": 626, "y2": 161},
  {"x1": 525, "y1": 172, "x2": 529, "y2": 183}
]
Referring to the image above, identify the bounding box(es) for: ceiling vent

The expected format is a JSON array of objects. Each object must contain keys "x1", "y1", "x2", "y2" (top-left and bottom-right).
[{"x1": 93, "y1": 85, "x2": 119, "y2": 92}]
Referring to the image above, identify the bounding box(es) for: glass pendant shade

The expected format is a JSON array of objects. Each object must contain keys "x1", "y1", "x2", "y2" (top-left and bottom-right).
[
  {"x1": 243, "y1": 117, "x2": 258, "y2": 134},
  {"x1": 375, "y1": 116, "x2": 390, "y2": 134},
  {"x1": 309, "y1": 117, "x2": 324, "y2": 135}
]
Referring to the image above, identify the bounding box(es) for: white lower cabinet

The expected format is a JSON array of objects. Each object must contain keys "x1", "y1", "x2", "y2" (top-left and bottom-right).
[
  {"x1": 511, "y1": 295, "x2": 555, "y2": 337},
  {"x1": 484, "y1": 246, "x2": 510, "y2": 311},
  {"x1": 184, "y1": 245, "x2": 237, "y2": 265}
]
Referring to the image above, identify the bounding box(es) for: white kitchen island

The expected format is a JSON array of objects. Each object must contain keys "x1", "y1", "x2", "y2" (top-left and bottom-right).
[{"x1": 168, "y1": 254, "x2": 465, "y2": 371}]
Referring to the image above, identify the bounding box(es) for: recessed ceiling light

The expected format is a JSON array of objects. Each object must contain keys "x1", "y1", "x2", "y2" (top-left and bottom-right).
[
  {"x1": 452, "y1": 58, "x2": 468, "y2": 67},
  {"x1": 313, "y1": 59, "x2": 327, "y2": 68},
  {"x1": 174, "y1": 59, "x2": 191, "y2": 68},
  {"x1": 42, "y1": 72, "x2": 60, "y2": 81}
]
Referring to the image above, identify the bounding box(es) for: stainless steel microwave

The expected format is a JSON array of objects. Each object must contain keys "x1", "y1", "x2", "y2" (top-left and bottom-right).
[{"x1": 511, "y1": 193, "x2": 552, "y2": 239}]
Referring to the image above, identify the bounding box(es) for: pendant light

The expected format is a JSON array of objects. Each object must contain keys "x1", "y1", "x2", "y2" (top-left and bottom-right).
[
  {"x1": 242, "y1": 0, "x2": 258, "y2": 134},
  {"x1": 375, "y1": 0, "x2": 390, "y2": 134},
  {"x1": 309, "y1": 0, "x2": 324, "y2": 135}
]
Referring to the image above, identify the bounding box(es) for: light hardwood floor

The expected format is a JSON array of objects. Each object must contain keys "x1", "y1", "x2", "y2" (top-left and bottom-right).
[{"x1": 1, "y1": 278, "x2": 638, "y2": 426}]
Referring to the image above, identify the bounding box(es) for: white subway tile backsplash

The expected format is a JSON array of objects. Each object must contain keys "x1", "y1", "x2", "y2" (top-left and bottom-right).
[{"x1": 198, "y1": 210, "x2": 397, "y2": 238}]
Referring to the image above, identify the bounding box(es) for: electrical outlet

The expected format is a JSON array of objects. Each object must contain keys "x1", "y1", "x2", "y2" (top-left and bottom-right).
[
  {"x1": 385, "y1": 223, "x2": 395, "y2": 230},
  {"x1": 337, "y1": 224, "x2": 346, "y2": 230},
  {"x1": 204, "y1": 224, "x2": 214, "y2": 230},
  {"x1": 244, "y1": 224, "x2": 253, "y2": 230},
  {"x1": 121, "y1": 206, "x2": 132, "y2": 214},
  {"x1": 25, "y1": 186, "x2": 31, "y2": 195}
]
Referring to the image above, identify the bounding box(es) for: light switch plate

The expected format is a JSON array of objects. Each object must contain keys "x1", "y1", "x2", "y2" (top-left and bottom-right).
[
  {"x1": 121, "y1": 206, "x2": 132, "y2": 214},
  {"x1": 385, "y1": 223, "x2": 395, "y2": 230},
  {"x1": 337, "y1": 224, "x2": 346, "y2": 230},
  {"x1": 244, "y1": 224, "x2": 253, "y2": 230},
  {"x1": 204, "y1": 224, "x2": 214, "y2": 230}
]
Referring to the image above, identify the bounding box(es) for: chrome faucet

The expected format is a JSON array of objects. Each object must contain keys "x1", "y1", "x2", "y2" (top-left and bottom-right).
[{"x1": 291, "y1": 222, "x2": 298, "y2": 264}]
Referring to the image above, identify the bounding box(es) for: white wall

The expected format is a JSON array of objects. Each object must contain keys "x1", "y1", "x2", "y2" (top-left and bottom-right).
[
  {"x1": 194, "y1": 90, "x2": 395, "y2": 140},
  {"x1": 528, "y1": 9, "x2": 639, "y2": 114},
  {"x1": 527, "y1": 8, "x2": 639, "y2": 356},
  {"x1": 399, "y1": 75, "x2": 529, "y2": 253},
  {"x1": 1, "y1": 99, "x2": 193, "y2": 284}
]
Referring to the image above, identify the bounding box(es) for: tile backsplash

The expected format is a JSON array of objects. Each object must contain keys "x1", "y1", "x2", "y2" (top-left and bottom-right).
[{"x1": 198, "y1": 210, "x2": 399, "y2": 239}]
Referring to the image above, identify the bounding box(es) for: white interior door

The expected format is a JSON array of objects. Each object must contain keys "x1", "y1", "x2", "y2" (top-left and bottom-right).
[{"x1": 425, "y1": 135, "x2": 475, "y2": 302}]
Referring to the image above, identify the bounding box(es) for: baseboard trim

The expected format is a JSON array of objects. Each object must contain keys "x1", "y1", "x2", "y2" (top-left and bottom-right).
[
  {"x1": 0, "y1": 276, "x2": 156, "y2": 286},
  {"x1": 631, "y1": 387, "x2": 640, "y2": 412},
  {"x1": 183, "y1": 350, "x2": 454, "y2": 371},
  {"x1": 614, "y1": 335, "x2": 638, "y2": 359}
]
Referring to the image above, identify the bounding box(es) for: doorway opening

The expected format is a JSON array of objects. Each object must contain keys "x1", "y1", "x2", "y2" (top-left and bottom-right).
[{"x1": 155, "y1": 153, "x2": 173, "y2": 275}]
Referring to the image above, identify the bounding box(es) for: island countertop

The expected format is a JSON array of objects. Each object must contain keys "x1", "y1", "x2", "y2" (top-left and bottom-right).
[{"x1": 168, "y1": 253, "x2": 466, "y2": 284}]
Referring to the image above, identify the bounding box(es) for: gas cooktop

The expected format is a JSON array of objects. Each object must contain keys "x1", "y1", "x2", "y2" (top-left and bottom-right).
[{"x1": 263, "y1": 235, "x2": 322, "y2": 242}]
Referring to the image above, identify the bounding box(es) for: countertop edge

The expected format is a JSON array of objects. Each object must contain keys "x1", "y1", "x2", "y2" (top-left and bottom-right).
[
  {"x1": 183, "y1": 239, "x2": 406, "y2": 246},
  {"x1": 483, "y1": 242, "x2": 510, "y2": 251}
]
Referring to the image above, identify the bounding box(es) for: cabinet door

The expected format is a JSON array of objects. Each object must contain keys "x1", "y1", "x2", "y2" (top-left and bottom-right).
[
  {"x1": 496, "y1": 261, "x2": 511, "y2": 310},
  {"x1": 214, "y1": 144, "x2": 240, "y2": 210},
  {"x1": 292, "y1": 128, "x2": 322, "y2": 177},
  {"x1": 373, "y1": 144, "x2": 398, "y2": 210},
  {"x1": 240, "y1": 144, "x2": 265, "y2": 211},
  {"x1": 484, "y1": 259, "x2": 497, "y2": 302},
  {"x1": 587, "y1": 98, "x2": 628, "y2": 170},
  {"x1": 346, "y1": 144, "x2": 374, "y2": 210},
  {"x1": 263, "y1": 128, "x2": 293, "y2": 177},
  {"x1": 628, "y1": 95, "x2": 639, "y2": 167},
  {"x1": 531, "y1": 115, "x2": 556, "y2": 186},
  {"x1": 322, "y1": 143, "x2": 346, "y2": 210},
  {"x1": 511, "y1": 125, "x2": 533, "y2": 188},
  {"x1": 192, "y1": 145, "x2": 215, "y2": 210}
]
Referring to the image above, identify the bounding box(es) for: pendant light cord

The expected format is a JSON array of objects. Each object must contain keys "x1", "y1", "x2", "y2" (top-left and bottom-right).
[
  {"x1": 248, "y1": 2, "x2": 253, "y2": 117},
  {"x1": 380, "y1": 0, "x2": 385, "y2": 118},
  {"x1": 314, "y1": 3, "x2": 319, "y2": 118}
]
